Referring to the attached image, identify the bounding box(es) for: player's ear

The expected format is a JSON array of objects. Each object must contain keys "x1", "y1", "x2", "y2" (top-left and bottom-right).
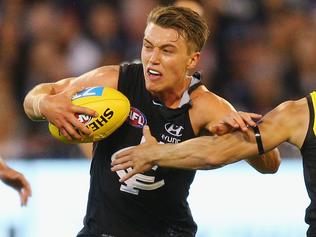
[{"x1": 187, "y1": 51, "x2": 200, "y2": 70}]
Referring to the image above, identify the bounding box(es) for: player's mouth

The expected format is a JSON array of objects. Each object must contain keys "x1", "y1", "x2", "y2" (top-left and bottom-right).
[{"x1": 147, "y1": 68, "x2": 162, "y2": 80}]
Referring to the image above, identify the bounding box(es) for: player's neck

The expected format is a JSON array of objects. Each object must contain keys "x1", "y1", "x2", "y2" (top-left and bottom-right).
[{"x1": 155, "y1": 76, "x2": 192, "y2": 108}]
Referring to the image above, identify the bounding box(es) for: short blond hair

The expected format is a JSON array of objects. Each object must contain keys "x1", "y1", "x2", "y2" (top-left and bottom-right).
[{"x1": 147, "y1": 6, "x2": 209, "y2": 53}]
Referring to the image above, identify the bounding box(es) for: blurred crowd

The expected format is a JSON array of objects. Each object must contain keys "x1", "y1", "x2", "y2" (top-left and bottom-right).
[{"x1": 0, "y1": 0, "x2": 315, "y2": 159}]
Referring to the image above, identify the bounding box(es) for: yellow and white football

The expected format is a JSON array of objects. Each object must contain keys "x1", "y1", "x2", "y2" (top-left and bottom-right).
[{"x1": 48, "y1": 86, "x2": 130, "y2": 143}]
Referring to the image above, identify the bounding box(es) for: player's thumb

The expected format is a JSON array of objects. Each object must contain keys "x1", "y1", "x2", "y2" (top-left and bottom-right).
[{"x1": 143, "y1": 125, "x2": 156, "y2": 144}]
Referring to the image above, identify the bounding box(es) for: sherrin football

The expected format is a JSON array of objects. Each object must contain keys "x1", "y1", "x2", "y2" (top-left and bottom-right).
[{"x1": 48, "y1": 86, "x2": 130, "y2": 143}]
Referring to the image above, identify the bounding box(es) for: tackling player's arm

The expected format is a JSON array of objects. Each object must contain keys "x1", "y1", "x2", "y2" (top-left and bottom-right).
[
  {"x1": 257, "y1": 98, "x2": 308, "y2": 151},
  {"x1": 154, "y1": 99, "x2": 305, "y2": 169},
  {"x1": 0, "y1": 157, "x2": 32, "y2": 206},
  {"x1": 242, "y1": 100, "x2": 307, "y2": 174},
  {"x1": 194, "y1": 91, "x2": 281, "y2": 174},
  {"x1": 112, "y1": 97, "x2": 306, "y2": 180},
  {"x1": 23, "y1": 65, "x2": 120, "y2": 140}
]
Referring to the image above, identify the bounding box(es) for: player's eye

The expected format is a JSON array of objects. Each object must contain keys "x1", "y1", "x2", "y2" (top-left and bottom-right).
[{"x1": 143, "y1": 43, "x2": 153, "y2": 49}]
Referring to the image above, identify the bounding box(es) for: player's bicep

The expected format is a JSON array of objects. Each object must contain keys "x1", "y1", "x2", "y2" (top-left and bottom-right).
[
  {"x1": 259, "y1": 101, "x2": 296, "y2": 152},
  {"x1": 71, "y1": 65, "x2": 120, "y2": 89},
  {"x1": 203, "y1": 96, "x2": 237, "y2": 133},
  {"x1": 52, "y1": 66, "x2": 120, "y2": 94}
]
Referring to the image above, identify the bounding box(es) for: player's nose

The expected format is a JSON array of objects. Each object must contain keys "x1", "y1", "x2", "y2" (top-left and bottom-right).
[{"x1": 149, "y1": 48, "x2": 161, "y2": 64}]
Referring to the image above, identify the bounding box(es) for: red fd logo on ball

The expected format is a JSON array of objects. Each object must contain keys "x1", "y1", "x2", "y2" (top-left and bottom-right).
[{"x1": 76, "y1": 114, "x2": 92, "y2": 125}]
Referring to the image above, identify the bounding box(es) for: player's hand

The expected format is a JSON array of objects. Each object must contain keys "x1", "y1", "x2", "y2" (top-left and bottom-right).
[
  {"x1": 211, "y1": 111, "x2": 262, "y2": 135},
  {"x1": 111, "y1": 126, "x2": 158, "y2": 182},
  {"x1": 0, "y1": 164, "x2": 32, "y2": 206},
  {"x1": 40, "y1": 86, "x2": 98, "y2": 141}
]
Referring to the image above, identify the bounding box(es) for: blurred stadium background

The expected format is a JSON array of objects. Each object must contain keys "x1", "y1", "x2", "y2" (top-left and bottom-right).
[{"x1": 0, "y1": 0, "x2": 315, "y2": 236}]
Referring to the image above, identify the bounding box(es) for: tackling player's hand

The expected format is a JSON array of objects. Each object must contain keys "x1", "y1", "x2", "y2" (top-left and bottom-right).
[
  {"x1": 40, "y1": 86, "x2": 98, "y2": 141},
  {"x1": 211, "y1": 111, "x2": 262, "y2": 135},
  {"x1": 111, "y1": 126, "x2": 158, "y2": 182},
  {"x1": 0, "y1": 161, "x2": 32, "y2": 206}
]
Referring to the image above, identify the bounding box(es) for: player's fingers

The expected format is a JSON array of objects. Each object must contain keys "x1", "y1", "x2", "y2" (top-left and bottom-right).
[
  {"x1": 113, "y1": 149, "x2": 132, "y2": 163},
  {"x1": 69, "y1": 114, "x2": 92, "y2": 136},
  {"x1": 18, "y1": 191, "x2": 24, "y2": 206},
  {"x1": 143, "y1": 126, "x2": 156, "y2": 143},
  {"x1": 248, "y1": 113, "x2": 262, "y2": 126},
  {"x1": 64, "y1": 123, "x2": 83, "y2": 140},
  {"x1": 111, "y1": 162, "x2": 132, "y2": 172},
  {"x1": 232, "y1": 116, "x2": 248, "y2": 131},
  {"x1": 17, "y1": 183, "x2": 30, "y2": 207},
  {"x1": 239, "y1": 112, "x2": 262, "y2": 127},
  {"x1": 72, "y1": 105, "x2": 98, "y2": 118},
  {"x1": 248, "y1": 112, "x2": 262, "y2": 119},
  {"x1": 60, "y1": 128, "x2": 71, "y2": 140},
  {"x1": 119, "y1": 170, "x2": 137, "y2": 183},
  {"x1": 17, "y1": 174, "x2": 32, "y2": 195},
  {"x1": 20, "y1": 190, "x2": 28, "y2": 206},
  {"x1": 23, "y1": 178, "x2": 32, "y2": 197},
  {"x1": 60, "y1": 127, "x2": 79, "y2": 141},
  {"x1": 220, "y1": 116, "x2": 237, "y2": 127},
  {"x1": 111, "y1": 155, "x2": 131, "y2": 166}
]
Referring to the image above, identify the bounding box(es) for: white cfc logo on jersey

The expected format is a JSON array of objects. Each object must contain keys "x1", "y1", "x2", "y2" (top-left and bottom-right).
[{"x1": 111, "y1": 138, "x2": 165, "y2": 195}]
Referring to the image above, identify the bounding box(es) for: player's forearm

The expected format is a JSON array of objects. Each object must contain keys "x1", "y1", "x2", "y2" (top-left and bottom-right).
[
  {"x1": 23, "y1": 83, "x2": 55, "y2": 121},
  {"x1": 152, "y1": 136, "x2": 234, "y2": 170},
  {"x1": 153, "y1": 132, "x2": 259, "y2": 170},
  {"x1": 246, "y1": 148, "x2": 281, "y2": 174},
  {"x1": 151, "y1": 139, "x2": 216, "y2": 169}
]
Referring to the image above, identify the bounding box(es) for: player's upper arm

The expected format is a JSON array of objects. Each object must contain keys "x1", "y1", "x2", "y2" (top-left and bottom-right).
[
  {"x1": 26, "y1": 65, "x2": 120, "y2": 97},
  {"x1": 54, "y1": 65, "x2": 120, "y2": 93},
  {"x1": 259, "y1": 98, "x2": 308, "y2": 151},
  {"x1": 191, "y1": 89, "x2": 236, "y2": 133}
]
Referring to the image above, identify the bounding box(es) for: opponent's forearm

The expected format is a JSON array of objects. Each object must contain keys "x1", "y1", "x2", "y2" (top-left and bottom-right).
[
  {"x1": 246, "y1": 148, "x2": 281, "y2": 174},
  {"x1": 153, "y1": 132, "x2": 259, "y2": 170},
  {"x1": 151, "y1": 138, "x2": 217, "y2": 169},
  {"x1": 152, "y1": 136, "x2": 234, "y2": 170}
]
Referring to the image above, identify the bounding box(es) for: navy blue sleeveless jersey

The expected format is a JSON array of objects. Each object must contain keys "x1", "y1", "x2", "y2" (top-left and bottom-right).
[
  {"x1": 77, "y1": 63, "x2": 199, "y2": 237},
  {"x1": 302, "y1": 91, "x2": 316, "y2": 237}
]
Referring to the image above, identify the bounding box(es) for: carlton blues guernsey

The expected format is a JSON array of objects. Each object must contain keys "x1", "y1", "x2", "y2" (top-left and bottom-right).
[
  {"x1": 77, "y1": 63, "x2": 201, "y2": 237},
  {"x1": 301, "y1": 91, "x2": 316, "y2": 237}
]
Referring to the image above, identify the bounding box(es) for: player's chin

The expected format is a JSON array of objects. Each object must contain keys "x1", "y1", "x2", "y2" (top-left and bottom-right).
[{"x1": 144, "y1": 81, "x2": 163, "y2": 94}]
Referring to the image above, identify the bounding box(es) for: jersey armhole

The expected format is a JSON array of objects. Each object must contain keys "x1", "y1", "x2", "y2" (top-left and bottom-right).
[
  {"x1": 301, "y1": 93, "x2": 314, "y2": 151},
  {"x1": 310, "y1": 92, "x2": 316, "y2": 136}
]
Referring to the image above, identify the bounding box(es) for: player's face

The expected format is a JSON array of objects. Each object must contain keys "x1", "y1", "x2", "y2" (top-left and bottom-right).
[{"x1": 141, "y1": 23, "x2": 199, "y2": 96}]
